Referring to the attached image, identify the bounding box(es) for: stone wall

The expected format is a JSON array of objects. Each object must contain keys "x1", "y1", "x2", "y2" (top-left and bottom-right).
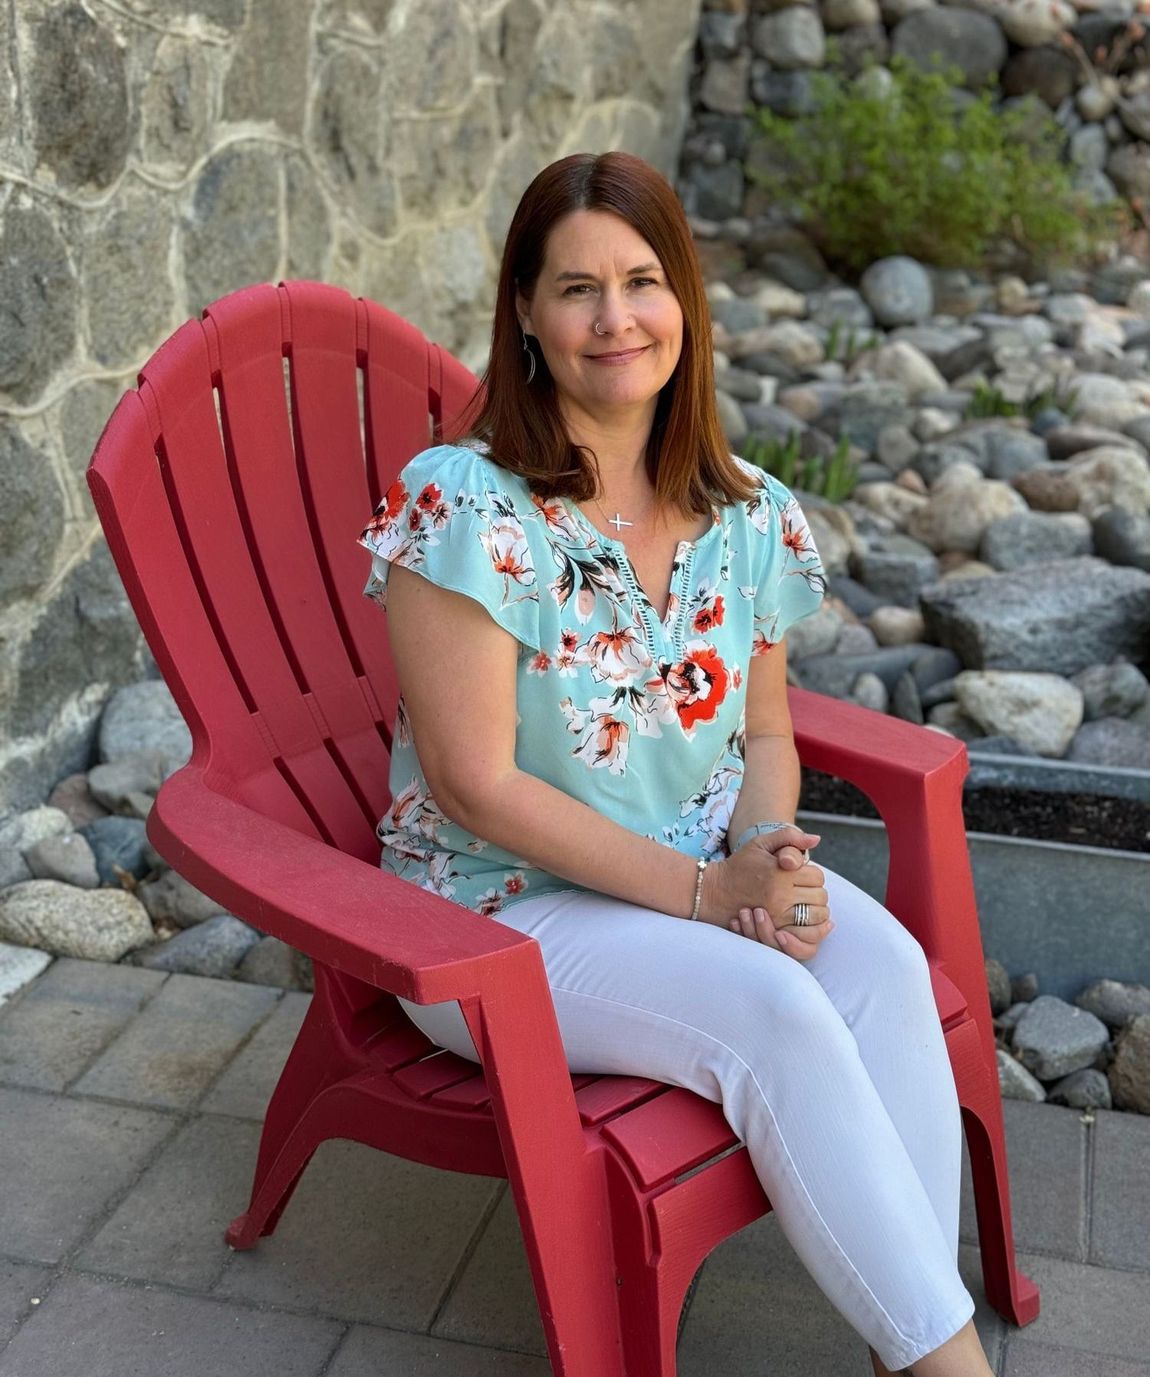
[
  {"x1": 679, "y1": 0, "x2": 1150, "y2": 235},
  {"x1": 0, "y1": 0, "x2": 702, "y2": 817}
]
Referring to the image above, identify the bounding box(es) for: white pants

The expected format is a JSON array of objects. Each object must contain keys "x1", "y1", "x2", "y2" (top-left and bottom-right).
[{"x1": 398, "y1": 864, "x2": 975, "y2": 1371}]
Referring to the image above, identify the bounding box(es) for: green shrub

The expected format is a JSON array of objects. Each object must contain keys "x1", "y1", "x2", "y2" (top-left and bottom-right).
[
  {"x1": 749, "y1": 56, "x2": 1122, "y2": 273},
  {"x1": 963, "y1": 377, "x2": 1080, "y2": 422},
  {"x1": 742, "y1": 431, "x2": 860, "y2": 502}
]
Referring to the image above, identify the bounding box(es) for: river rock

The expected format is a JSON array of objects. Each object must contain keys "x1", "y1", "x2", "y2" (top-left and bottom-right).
[
  {"x1": 852, "y1": 532, "x2": 939, "y2": 606},
  {"x1": 891, "y1": 8, "x2": 1008, "y2": 88},
  {"x1": 46, "y1": 774, "x2": 109, "y2": 828},
  {"x1": 919, "y1": 557, "x2": 1150, "y2": 674},
  {"x1": 1047, "y1": 1069, "x2": 1112, "y2": 1110},
  {"x1": 237, "y1": 935, "x2": 315, "y2": 992},
  {"x1": 1045, "y1": 425, "x2": 1145, "y2": 462},
  {"x1": 132, "y1": 913, "x2": 261, "y2": 978},
  {"x1": 997, "y1": 1049, "x2": 1047, "y2": 1102},
  {"x1": 1070, "y1": 661, "x2": 1150, "y2": 721},
  {"x1": 135, "y1": 867, "x2": 226, "y2": 928},
  {"x1": 1065, "y1": 717, "x2": 1150, "y2": 769},
  {"x1": 87, "y1": 752, "x2": 168, "y2": 813},
  {"x1": 0, "y1": 880, "x2": 153, "y2": 961},
  {"x1": 952, "y1": 671, "x2": 1083, "y2": 757},
  {"x1": 0, "y1": 808, "x2": 73, "y2": 889},
  {"x1": 784, "y1": 604, "x2": 844, "y2": 660},
  {"x1": 867, "y1": 606, "x2": 926, "y2": 646},
  {"x1": 1011, "y1": 994, "x2": 1111, "y2": 1080},
  {"x1": 1091, "y1": 508, "x2": 1150, "y2": 572},
  {"x1": 986, "y1": 956, "x2": 1012, "y2": 1015},
  {"x1": 795, "y1": 644, "x2": 929, "y2": 698},
  {"x1": 1075, "y1": 979, "x2": 1150, "y2": 1031},
  {"x1": 78, "y1": 816, "x2": 152, "y2": 886},
  {"x1": 859, "y1": 256, "x2": 933, "y2": 327},
  {"x1": 979, "y1": 511, "x2": 1092, "y2": 571},
  {"x1": 1072, "y1": 374, "x2": 1147, "y2": 427},
  {"x1": 1108, "y1": 1015, "x2": 1150, "y2": 1114},
  {"x1": 1062, "y1": 446, "x2": 1150, "y2": 519},
  {"x1": 98, "y1": 680, "x2": 191, "y2": 770},
  {"x1": 23, "y1": 833, "x2": 100, "y2": 889},
  {"x1": 752, "y1": 7, "x2": 827, "y2": 68},
  {"x1": 906, "y1": 474, "x2": 1027, "y2": 555},
  {"x1": 865, "y1": 340, "x2": 947, "y2": 398}
]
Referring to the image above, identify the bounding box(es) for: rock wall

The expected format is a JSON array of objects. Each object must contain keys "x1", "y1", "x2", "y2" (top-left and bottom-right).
[
  {"x1": 0, "y1": 0, "x2": 702, "y2": 817},
  {"x1": 680, "y1": 0, "x2": 1150, "y2": 232}
]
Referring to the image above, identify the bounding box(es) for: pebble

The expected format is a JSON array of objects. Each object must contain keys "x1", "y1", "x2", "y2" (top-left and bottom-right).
[
  {"x1": 131, "y1": 913, "x2": 262, "y2": 979},
  {"x1": 1011, "y1": 995, "x2": 1111, "y2": 1081},
  {"x1": 0, "y1": 881, "x2": 153, "y2": 961},
  {"x1": 1075, "y1": 979, "x2": 1150, "y2": 1031},
  {"x1": 23, "y1": 833, "x2": 100, "y2": 889},
  {"x1": 78, "y1": 816, "x2": 153, "y2": 886}
]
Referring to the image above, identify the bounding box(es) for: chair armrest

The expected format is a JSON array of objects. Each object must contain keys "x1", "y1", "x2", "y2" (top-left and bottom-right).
[{"x1": 148, "y1": 764, "x2": 539, "y2": 1007}]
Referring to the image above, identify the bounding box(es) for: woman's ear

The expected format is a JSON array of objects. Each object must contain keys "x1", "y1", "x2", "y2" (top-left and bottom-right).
[{"x1": 515, "y1": 290, "x2": 532, "y2": 335}]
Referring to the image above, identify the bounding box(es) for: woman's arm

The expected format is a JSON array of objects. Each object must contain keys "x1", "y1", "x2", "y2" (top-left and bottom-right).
[
  {"x1": 383, "y1": 566, "x2": 822, "y2": 926},
  {"x1": 725, "y1": 639, "x2": 804, "y2": 847}
]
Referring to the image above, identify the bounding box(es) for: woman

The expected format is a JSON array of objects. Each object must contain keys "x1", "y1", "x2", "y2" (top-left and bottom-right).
[{"x1": 357, "y1": 151, "x2": 993, "y2": 1377}]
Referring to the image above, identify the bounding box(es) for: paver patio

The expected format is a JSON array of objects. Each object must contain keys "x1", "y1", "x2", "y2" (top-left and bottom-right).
[{"x1": 1, "y1": 958, "x2": 1147, "y2": 1376}]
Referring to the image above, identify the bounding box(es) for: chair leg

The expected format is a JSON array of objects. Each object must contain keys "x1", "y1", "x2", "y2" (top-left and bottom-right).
[
  {"x1": 226, "y1": 1002, "x2": 338, "y2": 1248},
  {"x1": 957, "y1": 1052, "x2": 1040, "y2": 1329}
]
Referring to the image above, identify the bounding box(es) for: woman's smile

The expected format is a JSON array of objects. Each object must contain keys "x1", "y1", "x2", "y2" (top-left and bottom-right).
[{"x1": 585, "y1": 344, "x2": 651, "y2": 365}]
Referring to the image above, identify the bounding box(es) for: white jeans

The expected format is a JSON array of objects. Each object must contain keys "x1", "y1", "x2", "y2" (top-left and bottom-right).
[{"x1": 398, "y1": 864, "x2": 975, "y2": 1371}]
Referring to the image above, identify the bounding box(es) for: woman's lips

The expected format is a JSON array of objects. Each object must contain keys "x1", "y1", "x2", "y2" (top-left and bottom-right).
[{"x1": 585, "y1": 345, "x2": 650, "y2": 366}]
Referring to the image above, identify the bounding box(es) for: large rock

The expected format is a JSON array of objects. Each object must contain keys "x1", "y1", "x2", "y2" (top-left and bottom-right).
[
  {"x1": 78, "y1": 817, "x2": 152, "y2": 886},
  {"x1": 0, "y1": 206, "x2": 77, "y2": 403},
  {"x1": 237, "y1": 935, "x2": 315, "y2": 991},
  {"x1": 1011, "y1": 994, "x2": 1111, "y2": 1081},
  {"x1": 0, "y1": 428, "x2": 65, "y2": 604},
  {"x1": 859, "y1": 257, "x2": 933, "y2": 327},
  {"x1": 952, "y1": 671, "x2": 1083, "y2": 757},
  {"x1": 0, "y1": 881, "x2": 153, "y2": 961},
  {"x1": 1065, "y1": 717, "x2": 1150, "y2": 769},
  {"x1": 29, "y1": 3, "x2": 130, "y2": 189},
  {"x1": 891, "y1": 8, "x2": 1008, "y2": 88},
  {"x1": 819, "y1": 385, "x2": 917, "y2": 453},
  {"x1": 136, "y1": 868, "x2": 226, "y2": 929},
  {"x1": 865, "y1": 341, "x2": 947, "y2": 399},
  {"x1": 997, "y1": 1049, "x2": 1046, "y2": 1102},
  {"x1": 1002, "y1": 45, "x2": 1077, "y2": 107},
  {"x1": 906, "y1": 471, "x2": 1027, "y2": 555},
  {"x1": 851, "y1": 533, "x2": 939, "y2": 607},
  {"x1": 24, "y1": 833, "x2": 100, "y2": 889},
  {"x1": 1108, "y1": 1015, "x2": 1150, "y2": 1114},
  {"x1": 920, "y1": 557, "x2": 1150, "y2": 674},
  {"x1": 752, "y1": 7, "x2": 827, "y2": 68},
  {"x1": 0, "y1": 807, "x2": 73, "y2": 889},
  {"x1": 795, "y1": 644, "x2": 930, "y2": 698},
  {"x1": 98, "y1": 682, "x2": 191, "y2": 771},
  {"x1": 1075, "y1": 979, "x2": 1150, "y2": 1032},
  {"x1": 979, "y1": 511, "x2": 1092, "y2": 571},
  {"x1": 1092, "y1": 508, "x2": 1150, "y2": 572},
  {"x1": 132, "y1": 913, "x2": 261, "y2": 977},
  {"x1": 1062, "y1": 447, "x2": 1150, "y2": 519},
  {"x1": 141, "y1": 36, "x2": 211, "y2": 170},
  {"x1": 1070, "y1": 661, "x2": 1150, "y2": 721}
]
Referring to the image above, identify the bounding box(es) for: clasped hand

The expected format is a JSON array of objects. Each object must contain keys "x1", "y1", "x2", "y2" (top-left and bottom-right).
[{"x1": 707, "y1": 827, "x2": 832, "y2": 962}]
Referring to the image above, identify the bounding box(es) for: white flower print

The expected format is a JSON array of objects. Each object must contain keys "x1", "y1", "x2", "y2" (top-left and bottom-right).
[
  {"x1": 577, "y1": 626, "x2": 653, "y2": 685},
  {"x1": 560, "y1": 695, "x2": 630, "y2": 775},
  {"x1": 479, "y1": 517, "x2": 535, "y2": 590}
]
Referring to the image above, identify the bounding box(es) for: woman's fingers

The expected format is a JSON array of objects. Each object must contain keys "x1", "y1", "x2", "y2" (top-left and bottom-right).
[
  {"x1": 729, "y1": 907, "x2": 783, "y2": 950},
  {"x1": 778, "y1": 919, "x2": 834, "y2": 960}
]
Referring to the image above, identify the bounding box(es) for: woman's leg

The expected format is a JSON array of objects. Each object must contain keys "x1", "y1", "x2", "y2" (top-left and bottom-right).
[{"x1": 398, "y1": 888, "x2": 976, "y2": 1372}]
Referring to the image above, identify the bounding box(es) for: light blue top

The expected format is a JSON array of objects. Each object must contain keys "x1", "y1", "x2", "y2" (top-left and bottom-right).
[{"x1": 357, "y1": 442, "x2": 826, "y2": 917}]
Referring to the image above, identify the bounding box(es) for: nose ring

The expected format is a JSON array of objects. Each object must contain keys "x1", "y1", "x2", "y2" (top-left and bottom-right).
[{"x1": 594, "y1": 320, "x2": 606, "y2": 336}]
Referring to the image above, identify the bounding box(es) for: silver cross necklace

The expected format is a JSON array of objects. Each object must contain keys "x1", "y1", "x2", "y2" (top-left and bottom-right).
[{"x1": 593, "y1": 494, "x2": 646, "y2": 534}]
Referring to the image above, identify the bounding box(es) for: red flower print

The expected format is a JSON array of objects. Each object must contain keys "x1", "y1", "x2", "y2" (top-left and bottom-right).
[
  {"x1": 479, "y1": 518, "x2": 534, "y2": 586},
  {"x1": 477, "y1": 889, "x2": 504, "y2": 916},
  {"x1": 782, "y1": 509, "x2": 816, "y2": 559},
  {"x1": 528, "y1": 651, "x2": 551, "y2": 675},
  {"x1": 504, "y1": 873, "x2": 527, "y2": 895},
  {"x1": 362, "y1": 479, "x2": 408, "y2": 537},
  {"x1": 752, "y1": 629, "x2": 776, "y2": 657},
  {"x1": 416, "y1": 482, "x2": 442, "y2": 511},
  {"x1": 407, "y1": 506, "x2": 422, "y2": 531},
  {"x1": 560, "y1": 630, "x2": 578, "y2": 653},
  {"x1": 733, "y1": 666, "x2": 743, "y2": 689},
  {"x1": 693, "y1": 594, "x2": 725, "y2": 634},
  {"x1": 661, "y1": 642, "x2": 730, "y2": 733}
]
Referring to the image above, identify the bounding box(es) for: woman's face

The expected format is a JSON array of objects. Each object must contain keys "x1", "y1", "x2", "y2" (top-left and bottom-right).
[{"x1": 516, "y1": 209, "x2": 684, "y2": 428}]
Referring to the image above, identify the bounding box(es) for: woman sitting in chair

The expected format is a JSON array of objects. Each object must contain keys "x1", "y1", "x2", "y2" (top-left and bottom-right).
[{"x1": 357, "y1": 151, "x2": 993, "y2": 1377}]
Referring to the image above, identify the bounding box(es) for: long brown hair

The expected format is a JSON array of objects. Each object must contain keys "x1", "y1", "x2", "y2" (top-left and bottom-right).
[{"x1": 453, "y1": 151, "x2": 757, "y2": 515}]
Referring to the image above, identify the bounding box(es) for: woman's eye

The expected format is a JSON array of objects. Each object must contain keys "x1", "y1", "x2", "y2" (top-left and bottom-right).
[
  {"x1": 563, "y1": 284, "x2": 593, "y2": 296},
  {"x1": 630, "y1": 277, "x2": 658, "y2": 288}
]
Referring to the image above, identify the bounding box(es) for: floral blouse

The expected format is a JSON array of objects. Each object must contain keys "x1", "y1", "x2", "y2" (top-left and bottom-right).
[{"x1": 356, "y1": 442, "x2": 825, "y2": 917}]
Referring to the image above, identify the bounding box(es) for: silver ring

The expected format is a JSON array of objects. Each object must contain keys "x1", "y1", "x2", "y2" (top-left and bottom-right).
[
  {"x1": 594, "y1": 320, "x2": 606, "y2": 336},
  {"x1": 792, "y1": 902, "x2": 813, "y2": 926}
]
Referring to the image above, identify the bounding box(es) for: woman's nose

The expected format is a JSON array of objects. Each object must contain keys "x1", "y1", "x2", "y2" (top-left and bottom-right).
[{"x1": 595, "y1": 288, "x2": 633, "y2": 334}]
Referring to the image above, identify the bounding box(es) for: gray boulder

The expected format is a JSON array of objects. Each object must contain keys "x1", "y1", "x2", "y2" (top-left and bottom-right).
[
  {"x1": 1091, "y1": 508, "x2": 1150, "y2": 572},
  {"x1": 1065, "y1": 717, "x2": 1150, "y2": 769},
  {"x1": 859, "y1": 256, "x2": 933, "y2": 327},
  {"x1": 98, "y1": 680, "x2": 191, "y2": 770},
  {"x1": 892, "y1": 8, "x2": 1008, "y2": 88},
  {"x1": 23, "y1": 833, "x2": 100, "y2": 889},
  {"x1": 135, "y1": 867, "x2": 226, "y2": 929},
  {"x1": 1011, "y1": 994, "x2": 1111, "y2": 1081},
  {"x1": 1047, "y1": 1069, "x2": 1112, "y2": 1110},
  {"x1": 997, "y1": 1049, "x2": 1047, "y2": 1102},
  {"x1": 0, "y1": 880, "x2": 153, "y2": 961},
  {"x1": 131, "y1": 913, "x2": 261, "y2": 978},
  {"x1": 979, "y1": 511, "x2": 1093, "y2": 572},
  {"x1": 237, "y1": 935, "x2": 315, "y2": 992},
  {"x1": 1075, "y1": 979, "x2": 1150, "y2": 1032},
  {"x1": 919, "y1": 557, "x2": 1150, "y2": 674},
  {"x1": 795, "y1": 643, "x2": 930, "y2": 698},
  {"x1": 0, "y1": 807, "x2": 72, "y2": 888},
  {"x1": 78, "y1": 816, "x2": 152, "y2": 886},
  {"x1": 1070, "y1": 661, "x2": 1150, "y2": 721},
  {"x1": 851, "y1": 533, "x2": 940, "y2": 607}
]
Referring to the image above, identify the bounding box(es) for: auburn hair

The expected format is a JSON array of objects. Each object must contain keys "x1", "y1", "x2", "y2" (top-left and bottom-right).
[{"x1": 452, "y1": 151, "x2": 758, "y2": 516}]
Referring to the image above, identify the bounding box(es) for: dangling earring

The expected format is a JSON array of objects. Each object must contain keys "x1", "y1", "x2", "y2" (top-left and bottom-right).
[{"x1": 521, "y1": 328, "x2": 537, "y2": 384}]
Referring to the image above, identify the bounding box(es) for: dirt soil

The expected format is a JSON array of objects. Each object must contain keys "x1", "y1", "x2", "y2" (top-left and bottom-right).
[{"x1": 798, "y1": 771, "x2": 1150, "y2": 854}]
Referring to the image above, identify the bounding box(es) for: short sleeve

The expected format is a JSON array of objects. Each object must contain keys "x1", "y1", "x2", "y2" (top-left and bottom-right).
[
  {"x1": 738, "y1": 464, "x2": 826, "y2": 650},
  {"x1": 356, "y1": 443, "x2": 542, "y2": 653}
]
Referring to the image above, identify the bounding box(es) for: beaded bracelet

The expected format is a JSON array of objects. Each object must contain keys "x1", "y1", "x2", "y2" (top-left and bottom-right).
[{"x1": 689, "y1": 856, "x2": 708, "y2": 921}]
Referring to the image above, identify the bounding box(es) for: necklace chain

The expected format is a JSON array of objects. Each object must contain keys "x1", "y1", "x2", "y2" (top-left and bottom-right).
[{"x1": 592, "y1": 495, "x2": 634, "y2": 533}]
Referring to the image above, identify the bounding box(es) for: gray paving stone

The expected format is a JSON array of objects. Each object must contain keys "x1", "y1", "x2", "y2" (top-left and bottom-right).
[
  {"x1": 0, "y1": 957, "x2": 165, "y2": 1092},
  {"x1": 0, "y1": 1087, "x2": 173, "y2": 1263},
  {"x1": 1089, "y1": 1107, "x2": 1150, "y2": 1271},
  {"x1": 216, "y1": 1137, "x2": 501, "y2": 1329},
  {"x1": 1002, "y1": 1337, "x2": 1150, "y2": 1375},
  {"x1": 326, "y1": 1325, "x2": 551, "y2": 1376},
  {"x1": 674, "y1": 1206, "x2": 1002, "y2": 1377},
  {"x1": 432, "y1": 1184, "x2": 545, "y2": 1355},
  {"x1": 199, "y1": 991, "x2": 310, "y2": 1120},
  {"x1": 71, "y1": 973, "x2": 279, "y2": 1109},
  {"x1": 0, "y1": 1273, "x2": 342, "y2": 1377},
  {"x1": 76, "y1": 1115, "x2": 260, "y2": 1289},
  {"x1": 960, "y1": 1100, "x2": 1087, "y2": 1260},
  {"x1": 0, "y1": 1258, "x2": 52, "y2": 1343},
  {"x1": 1001, "y1": 1251, "x2": 1150, "y2": 1364}
]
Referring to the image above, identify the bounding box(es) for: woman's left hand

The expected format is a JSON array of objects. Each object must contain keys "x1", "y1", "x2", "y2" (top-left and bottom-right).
[{"x1": 727, "y1": 826, "x2": 834, "y2": 958}]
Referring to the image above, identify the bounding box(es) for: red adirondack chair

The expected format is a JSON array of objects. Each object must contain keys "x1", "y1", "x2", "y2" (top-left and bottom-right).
[{"x1": 86, "y1": 279, "x2": 1038, "y2": 1376}]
